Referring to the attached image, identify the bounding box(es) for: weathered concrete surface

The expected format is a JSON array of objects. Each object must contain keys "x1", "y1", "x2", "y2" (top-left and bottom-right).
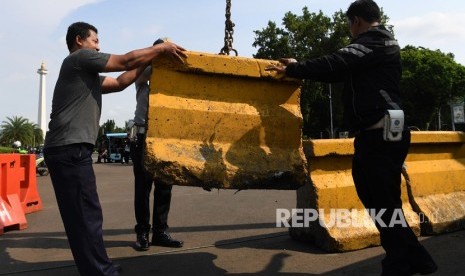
[
  {"x1": 291, "y1": 131, "x2": 465, "y2": 251},
  {"x1": 405, "y1": 131, "x2": 465, "y2": 234},
  {"x1": 290, "y1": 139, "x2": 420, "y2": 252},
  {"x1": 144, "y1": 51, "x2": 308, "y2": 190},
  {"x1": 139, "y1": 51, "x2": 465, "y2": 252}
]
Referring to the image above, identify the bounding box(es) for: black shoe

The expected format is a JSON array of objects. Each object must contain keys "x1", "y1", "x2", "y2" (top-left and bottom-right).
[
  {"x1": 152, "y1": 231, "x2": 183, "y2": 248},
  {"x1": 408, "y1": 246, "x2": 438, "y2": 275},
  {"x1": 410, "y1": 261, "x2": 438, "y2": 275},
  {"x1": 134, "y1": 232, "x2": 150, "y2": 251}
]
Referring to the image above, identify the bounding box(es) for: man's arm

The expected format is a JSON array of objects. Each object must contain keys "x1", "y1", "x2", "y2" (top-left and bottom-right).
[
  {"x1": 100, "y1": 41, "x2": 185, "y2": 93},
  {"x1": 134, "y1": 66, "x2": 152, "y2": 86},
  {"x1": 103, "y1": 42, "x2": 186, "y2": 72},
  {"x1": 101, "y1": 65, "x2": 148, "y2": 94}
]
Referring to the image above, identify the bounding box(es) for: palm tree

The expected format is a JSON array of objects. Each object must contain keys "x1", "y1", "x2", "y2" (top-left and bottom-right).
[
  {"x1": 32, "y1": 125, "x2": 44, "y2": 146},
  {"x1": 0, "y1": 116, "x2": 42, "y2": 147}
]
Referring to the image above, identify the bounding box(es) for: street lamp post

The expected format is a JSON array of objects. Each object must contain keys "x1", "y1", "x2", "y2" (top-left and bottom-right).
[
  {"x1": 437, "y1": 107, "x2": 442, "y2": 130},
  {"x1": 328, "y1": 84, "x2": 334, "y2": 138}
]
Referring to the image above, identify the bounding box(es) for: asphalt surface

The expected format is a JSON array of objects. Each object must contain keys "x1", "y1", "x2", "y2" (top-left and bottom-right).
[{"x1": 1, "y1": 156, "x2": 464, "y2": 275}]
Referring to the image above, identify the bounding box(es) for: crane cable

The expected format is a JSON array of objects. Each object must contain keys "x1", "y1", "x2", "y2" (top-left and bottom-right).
[{"x1": 219, "y1": 0, "x2": 238, "y2": 56}]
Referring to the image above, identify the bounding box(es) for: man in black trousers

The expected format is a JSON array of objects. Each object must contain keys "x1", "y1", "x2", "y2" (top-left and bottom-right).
[
  {"x1": 266, "y1": 1, "x2": 437, "y2": 275},
  {"x1": 129, "y1": 38, "x2": 183, "y2": 252},
  {"x1": 43, "y1": 22, "x2": 186, "y2": 275}
]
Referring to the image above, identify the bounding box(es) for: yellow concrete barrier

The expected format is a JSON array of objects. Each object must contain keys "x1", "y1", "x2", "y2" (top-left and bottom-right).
[
  {"x1": 290, "y1": 131, "x2": 465, "y2": 252},
  {"x1": 404, "y1": 131, "x2": 465, "y2": 234},
  {"x1": 144, "y1": 51, "x2": 308, "y2": 190},
  {"x1": 290, "y1": 138, "x2": 420, "y2": 252},
  {"x1": 143, "y1": 51, "x2": 465, "y2": 251}
]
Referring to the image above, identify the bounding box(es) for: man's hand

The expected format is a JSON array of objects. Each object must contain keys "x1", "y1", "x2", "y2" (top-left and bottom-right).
[
  {"x1": 265, "y1": 64, "x2": 286, "y2": 74},
  {"x1": 278, "y1": 58, "x2": 297, "y2": 65},
  {"x1": 265, "y1": 58, "x2": 298, "y2": 74},
  {"x1": 157, "y1": 42, "x2": 187, "y2": 64}
]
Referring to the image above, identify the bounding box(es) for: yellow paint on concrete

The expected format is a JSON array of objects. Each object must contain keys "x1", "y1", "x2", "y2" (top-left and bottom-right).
[
  {"x1": 290, "y1": 138, "x2": 420, "y2": 252},
  {"x1": 145, "y1": 50, "x2": 465, "y2": 250},
  {"x1": 405, "y1": 131, "x2": 465, "y2": 234},
  {"x1": 145, "y1": 51, "x2": 307, "y2": 190},
  {"x1": 292, "y1": 131, "x2": 465, "y2": 251},
  {"x1": 410, "y1": 131, "x2": 465, "y2": 143}
]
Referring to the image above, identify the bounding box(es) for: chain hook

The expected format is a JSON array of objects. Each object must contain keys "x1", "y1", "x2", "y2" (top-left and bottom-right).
[{"x1": 219, "y1": 0, "x2": 238, "y2": 56}]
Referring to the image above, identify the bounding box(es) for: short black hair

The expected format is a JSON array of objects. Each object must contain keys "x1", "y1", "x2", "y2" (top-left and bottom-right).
[
  {"x1": 346, "y1": 0, "x2": 381, "y2": 23},
  {"x1": 66, "y1": 22, "x2": 98, "y2": 51},
  {"x1": 153, "y1": 38, "x2": 165, "y2": 46}
]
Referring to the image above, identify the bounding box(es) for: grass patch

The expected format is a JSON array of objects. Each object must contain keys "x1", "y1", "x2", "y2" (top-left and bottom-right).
[{"x1": 0, "y1": 146, "x2": 15, "y2": 153}]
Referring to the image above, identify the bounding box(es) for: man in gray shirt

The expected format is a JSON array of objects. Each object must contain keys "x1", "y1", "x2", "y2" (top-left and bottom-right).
[{"x1": 43, "y1": 22, "x2": 186, "y2": 276}]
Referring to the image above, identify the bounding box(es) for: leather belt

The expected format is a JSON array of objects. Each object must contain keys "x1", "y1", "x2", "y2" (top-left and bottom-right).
[{"x1": 136, "y1": 126, "x2": 146, "y2": 134}]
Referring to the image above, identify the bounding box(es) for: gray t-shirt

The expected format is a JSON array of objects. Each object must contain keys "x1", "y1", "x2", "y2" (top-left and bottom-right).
[
  {"x1": 44, "y1": 49, "x2": 110, "y2": 148},
  {"x1": 133, "y1": 66, "x2": 151, "y2": 125}
]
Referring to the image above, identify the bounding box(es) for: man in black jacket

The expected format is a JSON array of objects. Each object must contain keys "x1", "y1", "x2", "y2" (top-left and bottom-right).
[{"x1": 266, "y1": 1, "x2": 437, "y2": 275}]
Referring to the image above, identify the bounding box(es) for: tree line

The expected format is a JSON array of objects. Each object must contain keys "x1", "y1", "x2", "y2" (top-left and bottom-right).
[
  {"x1": 252, "y1": 7, "x2": 465, "y2": 138},
  {"x1": 0, "y1": 117, "x2": 125, "y2": 152}
]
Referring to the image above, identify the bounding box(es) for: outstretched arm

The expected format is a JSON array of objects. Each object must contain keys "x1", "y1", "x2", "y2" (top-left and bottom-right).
[
  {"x1": 101, "y1": 42, "x2": 186, "y2": 93},
  {"x1": 104, "y1": 41, "x2": 187, "y2": 72},
  {"x1": 101, "y1": 65, "x2": 148, "y2": 94}
]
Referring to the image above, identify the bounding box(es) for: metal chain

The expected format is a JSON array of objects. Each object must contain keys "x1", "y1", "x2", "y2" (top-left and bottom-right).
[{"x1": 219, "y1": 0, "x2": 238, "y2": 56}]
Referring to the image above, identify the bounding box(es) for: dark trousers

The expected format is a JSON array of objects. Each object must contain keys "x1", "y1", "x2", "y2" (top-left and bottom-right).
[
  {"x1": 352, "y1": 129, "x2": 435, "y2": 275},
  {"x1": 121, "y1": 150, "x2": 130, "y2": 164},
  {"x1": 130, "y1": 134, "x2": 172, "y2": 234},
  {"x1": 44, "y1": 143, "x2": 118, "y2": 276}
]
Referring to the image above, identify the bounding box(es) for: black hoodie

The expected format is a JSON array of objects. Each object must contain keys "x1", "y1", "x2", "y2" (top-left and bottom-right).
[{"x1": 286, "y1": 25, "x2": 402, "y2": 132}]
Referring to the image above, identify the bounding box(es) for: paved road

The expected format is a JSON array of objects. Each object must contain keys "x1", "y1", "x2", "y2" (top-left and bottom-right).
[{"x1": 1, "y1": 159, "x2": 463, "y2": 275}]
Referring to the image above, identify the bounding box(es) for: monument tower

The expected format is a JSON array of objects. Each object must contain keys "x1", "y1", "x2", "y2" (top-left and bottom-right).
[{"x1": 37, "y1": 61, "x2": 48, "y2": 140}]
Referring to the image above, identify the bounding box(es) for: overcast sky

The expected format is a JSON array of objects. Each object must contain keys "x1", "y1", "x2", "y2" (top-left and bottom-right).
[{"x1": 1, "y1": 0, "x2": 464, "y2": 130}]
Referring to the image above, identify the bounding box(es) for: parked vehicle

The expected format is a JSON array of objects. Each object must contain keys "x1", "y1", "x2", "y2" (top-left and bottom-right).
[{"x1": 104, "y1": 133, "x2": 128, "y2": 163}]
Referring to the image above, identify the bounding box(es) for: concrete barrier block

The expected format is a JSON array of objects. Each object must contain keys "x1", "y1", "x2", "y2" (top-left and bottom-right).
[
  {"x1": 290, "y1": 139, "x2": 420, "y2": 252},
  {"x1": 405, "y1": 131, "x2": 465, "y2": 234},
  {"x1": 144, "y1": 51, "x2": 308, "y2": 190}
]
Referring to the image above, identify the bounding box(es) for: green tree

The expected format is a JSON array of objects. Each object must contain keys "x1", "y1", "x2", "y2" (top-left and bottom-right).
[
  {"x1": 0, "y1": 116, "x2": 43, "y2": 146},
  {"x1": 100, "y1": 119, "x2": 117, "y2": 135},
  {"x1": 401, "y1": 46, "x2": 465, "y2": 130},
  {"x1": 98, "y1": 119, "x2": 126, "y2": 135},
  {"x1": 253, "y1": 7, "x2": 390, "y2": 138},
  {"x1": 32, "y1": 124, "x2": 44, "y2": 146},
  {"x1": 96, "y1": 119, "x2": 126, "y2": 148}
]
